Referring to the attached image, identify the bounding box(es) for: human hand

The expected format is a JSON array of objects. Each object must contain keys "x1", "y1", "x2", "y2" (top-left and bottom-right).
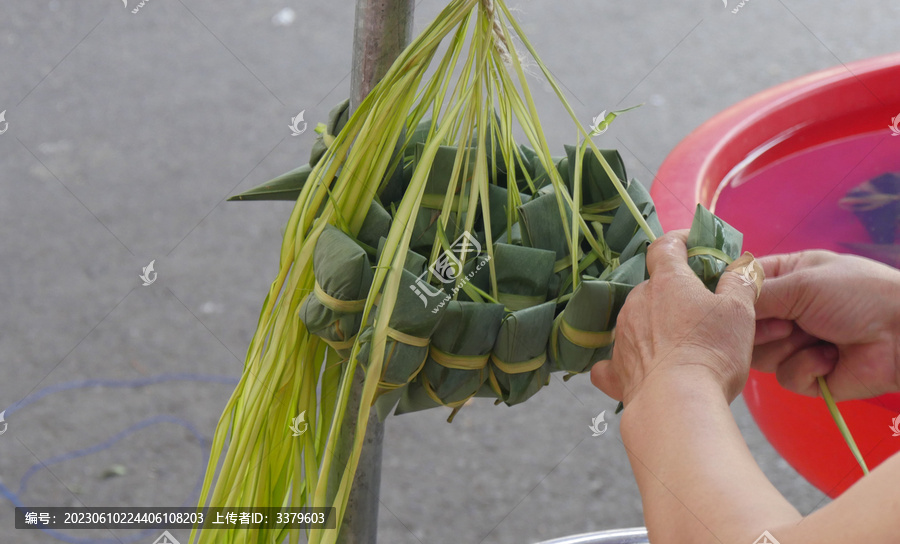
[
  {"x1": 590, "y1": 231, "x2": 761, "y2": 406},
  {"x1": 753, "y1": 250, "x2": 900, "y2": 401}
]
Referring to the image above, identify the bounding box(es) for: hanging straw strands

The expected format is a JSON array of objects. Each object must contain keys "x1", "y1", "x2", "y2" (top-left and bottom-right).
[{"x1": 194, "y1": 1, "x2": 870, "y2": 541}]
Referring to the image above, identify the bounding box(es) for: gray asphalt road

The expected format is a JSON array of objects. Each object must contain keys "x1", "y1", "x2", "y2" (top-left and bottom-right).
[{"x1": 2, "y1": 1, "x2": 897, "y2": 543}]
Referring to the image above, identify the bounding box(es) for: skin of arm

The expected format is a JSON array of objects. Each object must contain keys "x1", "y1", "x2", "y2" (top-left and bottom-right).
[
  {"x1": 621, "y1": 366, "x2": 900, "y2": 544},
  {"x1": 591, "y1": 232, "x2": 900, "y2": 544}
]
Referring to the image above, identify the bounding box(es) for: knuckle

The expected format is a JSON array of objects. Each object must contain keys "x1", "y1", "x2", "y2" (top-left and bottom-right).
[
  {"x1": 713, "y1": 293, "x2": 754, "y2": 325},
  {"x1": 775, "y1": 364, "x2": 799, "y2": 391}
]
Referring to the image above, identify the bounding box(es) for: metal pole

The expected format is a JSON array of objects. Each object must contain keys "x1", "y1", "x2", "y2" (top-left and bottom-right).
[
  {"x1": 334, "y1": 2, "x2": 414, "y2": 543},
  {"x1": 350, "y1": 0, "x2": 415, "y2": 110}
]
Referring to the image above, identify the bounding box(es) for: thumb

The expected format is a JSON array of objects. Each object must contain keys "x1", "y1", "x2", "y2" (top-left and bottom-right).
[
  {"x1": 590, "y1": 360, "x2": 624, "y2": 401},
  {"x1": 716, "y1": 251, "x2": 765, "y2": 304},
  {"x1": 755, "y1": 275, "x2": 806, "y2": 321}
]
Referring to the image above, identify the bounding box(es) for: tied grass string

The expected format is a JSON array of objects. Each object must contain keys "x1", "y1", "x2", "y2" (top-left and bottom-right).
[{"x1": 818, "y1": 375, "x2": 870, "y2": 475}]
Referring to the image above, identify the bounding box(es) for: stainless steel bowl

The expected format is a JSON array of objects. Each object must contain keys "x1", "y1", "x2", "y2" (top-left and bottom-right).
[{"x1": 535, "y1": 527, "x2": 650, "y2": 544}]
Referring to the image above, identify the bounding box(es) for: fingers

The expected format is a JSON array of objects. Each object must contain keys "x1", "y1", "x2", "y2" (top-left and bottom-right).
[
  {"x1": 645, "y1": 230, "x2": 693, "y2": 278},
  {"x1": 718, "y1": 252, "x2": 765, "y2": 306},
  {"x1": 755, "y1": 250, "x2": 838, "y2": 320},
  {"x1": 754, "y1": 274, "x2": 808, "y2": 321},
  {"x1": 590, "y1": 360, "x2": 624, "y2": 401},
  {"x1": 754, "y1": 318, "x2": 794, "y2": 346},
  {"x1": 756, "y1": 253, "x2": 800, "y2": 280},
  {"x1": 757, "y1": 250, "x2": 839, "y2": 278},
  {"x1": 756, "y1": 251, "x2": 825, "y2": 279},
  {"x1": 751, "y1": 326, "x2": 820, "y2": 373},
  {"x1": 774, "y1": 344, "x2": 839, "y2": 398}
]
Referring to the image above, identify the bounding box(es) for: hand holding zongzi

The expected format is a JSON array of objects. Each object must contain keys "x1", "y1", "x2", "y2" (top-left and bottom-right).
[
  {"x1": 590, "y1": 230, "x2": 760, "y2": 406},
  {"x1": 593, "y1": 240, "x2": 900, "y2": 544}
]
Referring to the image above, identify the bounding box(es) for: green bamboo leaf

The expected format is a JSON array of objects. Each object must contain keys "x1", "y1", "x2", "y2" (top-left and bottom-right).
[
  {"x1": 228, "y1": 164, "x2": 311, "y2": 201},
  {"x1": 686, "y1": 204, "x2": 743, "y2": 291}
]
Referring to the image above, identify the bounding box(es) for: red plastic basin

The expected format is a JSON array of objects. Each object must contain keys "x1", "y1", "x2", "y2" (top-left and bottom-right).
[{"x1": 652, "y1": 53, "x2": 900, "y2": 497}]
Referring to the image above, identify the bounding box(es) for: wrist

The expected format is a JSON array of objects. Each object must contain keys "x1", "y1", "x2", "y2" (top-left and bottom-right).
[
  {"x1": 621, "y1": 366, "x2": 729, "y2": 437},
  {"x1": 622, "y1": 361, "x2": 735, "y2": 413}
]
